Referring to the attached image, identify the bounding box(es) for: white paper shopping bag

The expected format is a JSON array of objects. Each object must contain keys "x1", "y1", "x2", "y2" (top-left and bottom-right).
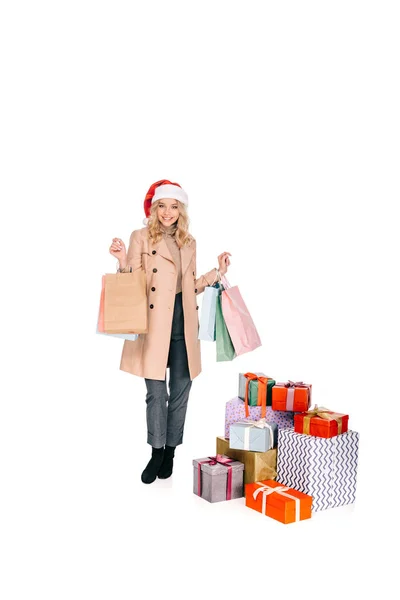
[{"x1": 198, "y1": 285, "x2": 219, "y2": 341}]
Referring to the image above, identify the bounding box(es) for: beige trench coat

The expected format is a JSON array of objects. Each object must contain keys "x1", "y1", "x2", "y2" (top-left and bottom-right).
[{"x1": 119, "y1": 227, "x2": 218, "y2": 381}]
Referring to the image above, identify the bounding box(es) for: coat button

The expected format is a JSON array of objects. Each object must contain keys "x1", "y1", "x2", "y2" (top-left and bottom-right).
[
  {"x1": 196, "y1": 306, "x2": 199, "y2": 310},
  {"x1": 151, "y1": 287, "x2": 156, "y2": 292},
  {"x1": 152, "y1": 250, "x2": 156, "y2": 255},
  {"x1": 153, "y1": 268, "x2": 157, "y2": 273},
  {"x1": 195, "y1": 288, "x2": 198, "y2": 293},
  {"x1": 150, "y1": 304, "x2": 154, "y2": 309}
]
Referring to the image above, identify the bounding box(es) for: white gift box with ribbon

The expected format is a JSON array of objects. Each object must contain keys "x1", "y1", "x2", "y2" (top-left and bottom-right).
[{"x1": 229, "y1": 419, "x2": 278, "y2": 453}]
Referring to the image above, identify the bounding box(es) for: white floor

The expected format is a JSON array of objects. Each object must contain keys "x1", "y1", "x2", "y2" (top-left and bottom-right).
[{"x1": 0, "y1": 343, "x2": 392, "y2": 600}]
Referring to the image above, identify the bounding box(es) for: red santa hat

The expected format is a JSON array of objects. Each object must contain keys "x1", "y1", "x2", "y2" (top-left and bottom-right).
[{"x1": 143, "y1": 179, "x2": 188, "y2": 225}]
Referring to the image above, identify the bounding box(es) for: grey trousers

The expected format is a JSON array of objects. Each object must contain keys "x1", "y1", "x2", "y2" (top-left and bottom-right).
[{"x1": 144, "y1": 292, "x2": 192, "y2": 448}]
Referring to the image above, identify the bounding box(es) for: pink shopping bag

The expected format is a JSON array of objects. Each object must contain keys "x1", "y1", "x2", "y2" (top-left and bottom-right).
[{"x1": 220, "y1": 276, "x2": 262, "y2": 356}]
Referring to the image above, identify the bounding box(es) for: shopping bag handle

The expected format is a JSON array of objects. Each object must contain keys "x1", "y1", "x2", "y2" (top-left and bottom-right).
[{"x1": 221, "y1": 275, "x2": 231, "y2": 289}]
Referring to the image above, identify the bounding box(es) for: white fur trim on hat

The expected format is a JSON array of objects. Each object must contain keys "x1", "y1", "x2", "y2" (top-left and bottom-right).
[{"x1": 152, "y1": 184, "x2": 188, "y2": 206}]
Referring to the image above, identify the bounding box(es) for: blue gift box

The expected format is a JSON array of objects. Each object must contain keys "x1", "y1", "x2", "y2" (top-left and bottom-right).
[{"x1": 229, "y1": 420, "x2": 278, "y2": 453}]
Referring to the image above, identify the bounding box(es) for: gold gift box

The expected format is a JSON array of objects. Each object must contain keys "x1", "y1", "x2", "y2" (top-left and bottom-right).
[{"x1": 216, "y1": 436, "x2": 277, "y2": 485}]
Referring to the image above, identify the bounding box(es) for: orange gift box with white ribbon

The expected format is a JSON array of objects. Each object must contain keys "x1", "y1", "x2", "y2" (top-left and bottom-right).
[{"x1": 245, "y1": 479, "x2": 312, "y2": 524}]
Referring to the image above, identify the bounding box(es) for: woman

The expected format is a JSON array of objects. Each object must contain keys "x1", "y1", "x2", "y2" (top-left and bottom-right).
[{"x1": 109, "y1": 179, "x2": 231, "y2": 484}]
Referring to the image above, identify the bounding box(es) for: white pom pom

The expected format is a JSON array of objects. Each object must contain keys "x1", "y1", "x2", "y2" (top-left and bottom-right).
[{"x1": 143, "y1": 217, "x2": 149, "y2": 226}]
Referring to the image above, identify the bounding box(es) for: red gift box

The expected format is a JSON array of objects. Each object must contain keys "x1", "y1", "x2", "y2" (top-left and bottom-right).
[
  {"x1": 294, "y1": 406, "x2": 349, "y2": 438},
  {"x1": 272, "y1": 381, "x2": 312, "y2": 412}
]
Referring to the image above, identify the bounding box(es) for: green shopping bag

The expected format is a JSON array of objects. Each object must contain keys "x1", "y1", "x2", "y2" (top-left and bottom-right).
[{"x1": 215, "y1": 292, "x2": 236, "y2": 362}]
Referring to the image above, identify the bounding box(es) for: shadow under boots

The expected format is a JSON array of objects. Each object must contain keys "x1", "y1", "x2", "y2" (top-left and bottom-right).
[{"x1": 141, "y1": 446, "x2": 164, "y2": 484}]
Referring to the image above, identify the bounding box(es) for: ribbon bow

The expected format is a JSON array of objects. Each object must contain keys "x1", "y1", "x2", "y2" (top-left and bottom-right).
[
  {"x1": 302, "y1": 404, "x2": 344, "y2": 435},
  {"x1": 276, "y1": 380, "x2": 312, "y2": 411},
  {"x1": 243, "y1": 373, "x2": 271, "y2": 419},
  {"x1": 197, "y1": 455, "x2": 235, "y2": 500},
  {"x1": 253, "y1": 482, "x2": 301, "y2": 521},
  {"x1": 237, "y1": 418, "x2": 270, "y2": 429},
  {"x1": 206, "y1": 454, "x2": 234, "y2": 466},
  {"x1": 284, "y1": 380, "x2": 308, "y2": 389}
]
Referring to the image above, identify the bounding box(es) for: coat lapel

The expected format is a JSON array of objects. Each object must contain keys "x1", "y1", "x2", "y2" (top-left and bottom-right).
[
  {"x1": 180, "y1": 238, "x2": 195, "y2": 276},
  {"x1": 154, "y1": 237, "x2": 174, "y2": 264},
  {"x1": 148, "y1": 232, "x2": 195, "y2": 272}
]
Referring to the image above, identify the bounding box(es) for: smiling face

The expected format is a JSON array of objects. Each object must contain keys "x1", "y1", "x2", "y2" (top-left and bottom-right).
[{"x1": 156, "y1": 198, "x2": 180, "y2": 227}]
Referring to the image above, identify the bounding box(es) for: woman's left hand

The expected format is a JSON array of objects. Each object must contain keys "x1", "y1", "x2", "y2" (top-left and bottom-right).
[{"x1": 217, "y1": 251, "x2": 231, "y2": 276}]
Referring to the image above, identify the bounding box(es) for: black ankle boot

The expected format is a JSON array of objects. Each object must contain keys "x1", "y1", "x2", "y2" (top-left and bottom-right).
[
  {"x1": 158, "y1": 445, "x2": 175, "y2": 479},
  {"x1": 141, "y1": 446, "x2": 164, "y2": 484}
]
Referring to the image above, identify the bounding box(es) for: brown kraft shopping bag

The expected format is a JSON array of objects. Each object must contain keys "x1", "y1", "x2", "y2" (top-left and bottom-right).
[{"x1": 103, "y1": 270, "x2": 148, "y2": 334}]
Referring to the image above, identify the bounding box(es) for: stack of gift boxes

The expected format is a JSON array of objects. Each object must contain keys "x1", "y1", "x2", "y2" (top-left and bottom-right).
[{"x1": 193, "y1": 372, "x2": 359, "y2": 524}]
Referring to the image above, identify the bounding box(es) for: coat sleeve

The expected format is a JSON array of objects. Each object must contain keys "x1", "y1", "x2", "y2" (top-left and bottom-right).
[
  {"x1": 193, "y1": 240, "x2": 219, "y2": 295},
  {"x1": 118, "y1": 230, "x2": 143, "y2": 273}
]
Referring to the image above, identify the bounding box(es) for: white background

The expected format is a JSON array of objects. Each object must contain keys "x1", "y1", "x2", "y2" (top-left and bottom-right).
[{"x1": 1, "y1": 1, "x2": 398, "y2": 599}]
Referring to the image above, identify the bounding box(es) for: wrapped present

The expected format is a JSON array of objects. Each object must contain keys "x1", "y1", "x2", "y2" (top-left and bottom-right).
[
  {"x1": 229, "y1": 419, "x2": 278, "y2": 452},
  {"x1": 193, "y1": 454, "x2": 244, "y2": 503},
  {"x1": 216, "y1": 436, "x2": 277, "y2": 484},
  {"x1": 276, "y1": 427, "x2": 359, "y2": 511},
  {"x1": 238, "y1": 372, "x2": 276, "y2": 417},
  {"x1": 245, "y1": 479, "x2": 312, "y2": 524},
  {"x1": 272, "y1": 381, "x2": 312, "y2": 412},
  {"x1": 294, "y1": 405, "x2": 349, "y2": 438},
  {"x1": 225, "y1": 397, "x2": 294, "y2": 439}
]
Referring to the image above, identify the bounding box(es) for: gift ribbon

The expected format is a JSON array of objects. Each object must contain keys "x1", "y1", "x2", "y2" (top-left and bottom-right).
[
  {"x1": 302, "y1": 405, "x2": 344, "y2": 435},
  {"x1": 197, "y1": 454, "x2": 234, "y2": 500},
  {"x1": 276, "y1": 381, "x2": 312, "y2": 411},
  {"x1": 253, "y1": 481, "x2": 300, "y2": 521},
  {"x1": 257, "y1": 377, "x2": 270, "y2": 414},
  {"x1": 244, "y1": 373, "x2": 258, "y2": 418},
  {"x1": 235, "y1": 419, "x2": 274, "y2": 451},
  {"x1": 243, "y1": 373, "x2": 271, "y2": 419}
]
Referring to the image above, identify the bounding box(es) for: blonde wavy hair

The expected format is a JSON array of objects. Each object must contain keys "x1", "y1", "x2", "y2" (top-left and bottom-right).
[{"x1": 147, "y1": 200, "x2": 194, "y2": 248}]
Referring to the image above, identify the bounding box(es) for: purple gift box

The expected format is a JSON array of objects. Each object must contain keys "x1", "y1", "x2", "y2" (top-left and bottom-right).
[
  {"x1": 225, "y1": 397, "x2": 294, "y2": 439},
  {"x1": 193, "y1": 454, "x2": 244, "y2": 503}
]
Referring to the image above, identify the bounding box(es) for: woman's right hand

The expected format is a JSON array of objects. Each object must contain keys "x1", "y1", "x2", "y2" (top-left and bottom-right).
[{"x1": 109, "y1": 237, "x2": 127, "y2": 264}]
